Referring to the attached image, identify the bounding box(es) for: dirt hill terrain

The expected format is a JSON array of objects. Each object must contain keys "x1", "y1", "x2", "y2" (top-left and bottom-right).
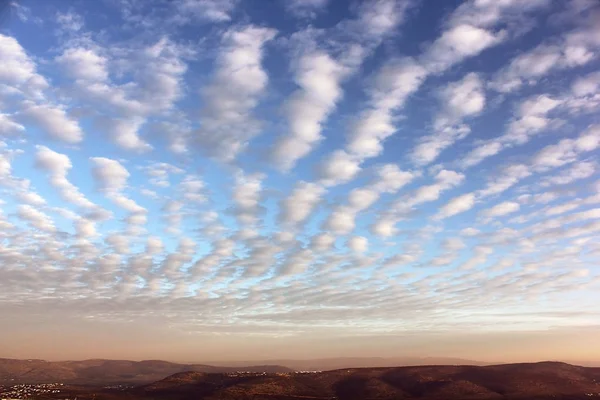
[
  {"x1": 3, "y1": 361, "x2": 599, "y2": 400},
  {"x1": 132, "y1": 362, "x2": 600, "y2": 399},
  {"x1": 0, "y1": 358, "x2": 292, "y2": 385}
]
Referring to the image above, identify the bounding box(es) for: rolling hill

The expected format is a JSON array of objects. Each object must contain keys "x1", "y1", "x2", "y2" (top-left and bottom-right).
[
  {"x1": 0, "y1": 358, "x2": 292, "y2": 385},
  {"x1": 3, "y1": 359, "x2": 600, "y2": 399},
  {"x1": 134, "y1": 362, "x2": 600, "y2": 399}
]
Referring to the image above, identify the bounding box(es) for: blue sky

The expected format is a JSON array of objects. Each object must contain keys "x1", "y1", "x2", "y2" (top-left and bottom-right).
[{"x1": 1, "y1": 0, "x2": 600, "y2": 362}]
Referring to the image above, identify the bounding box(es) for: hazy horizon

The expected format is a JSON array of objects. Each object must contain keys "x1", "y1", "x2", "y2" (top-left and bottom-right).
[
  {"x1": 1, "y1": 0, "x2": 599, "y2": 365},
  {"x1": 3, "y1": 325, "x2": 600, "y2": 364}
]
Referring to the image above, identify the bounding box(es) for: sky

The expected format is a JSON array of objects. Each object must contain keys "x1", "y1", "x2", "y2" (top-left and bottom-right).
[{"x1": 0, "y1": 0, "x2": 600, "y2": 364}]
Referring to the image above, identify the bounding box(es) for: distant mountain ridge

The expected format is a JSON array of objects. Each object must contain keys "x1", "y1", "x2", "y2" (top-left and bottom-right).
[
  {"x1": 206, "y1": 356, "x2": 490, "y2": 371},
  {"x1": 0, "y1": 358, "x2": 292, "y2": 385}
]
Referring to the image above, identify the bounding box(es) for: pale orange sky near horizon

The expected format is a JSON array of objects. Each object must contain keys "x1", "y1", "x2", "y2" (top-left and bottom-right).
[{"x1": 2, "y1": 319, "x2": 599, "y2": 364}]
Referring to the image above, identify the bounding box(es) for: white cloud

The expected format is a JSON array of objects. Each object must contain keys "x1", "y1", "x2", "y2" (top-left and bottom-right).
[
  {"x1": 232, "y1": 172, "x2": 264, "y2": 227},
  {"x1": 106, "y1": 234, "x2": 130, "y2": 255},
  {"x1": 309, "y1": 232, "x2": 335, "y2": 251},
  {"x1": 434, "y1": 193, "x2": 476, "y2": 220},
  {"x1": 478, "y1": 164, "x2": 531, "y2": 198},
  {"x1": 279, "y1": 181, "x2": 325, "y2": 227},
  {"x1": 382, "y1": 243, "x2": 422, "y2": 267},
  {"x1": 162, "y1": 200, "x2": 183, "y2": 214},
  {"x1": 90, "y1": 157, "x2": 146, "y2": 225},
  {"x1": 428, "y1": 237, "x2": 466, "y2": 266},
  {"x1": 442, "y1": 237, "x2": 466, "y2": 251},
  {"x1": 140, "y1": 188, "x2": 158, "y2": 199},
  {"x1": 448, "y1": 0, "x2": 550, "y2": 30},
  {"x1": 371, "y1": 170, "x2": 466, "y2": 238},
  {"x1": 56, "y1": 11, "x2": 84, "y2": 32},
  {"x1": 370, "y1": 164, "x2": 416, "y2": 193},
  {"x1": 412, "y1": 125, "x2": 471, "y2": 167},
  {"x1": 97, "y1": 117, "x2": 151, "y2": 152},
  {"x1": 323, "y1": 207, "x2": 356, "y2": 235},
  {"x1": 273, "y1": 0, "x2": 415, "y2": 171},
  {"x1": 35, "y1": 146, "x2": 98, "y2": 211},
  {"x1": 544, "y1": 202, "x2": 581, "y2": 217},
  {"x1": 541, "y1": 161, "x2": 596, "y2": 187},
  {"x1": 572, "y1": 71, "x2": 600, "y2": 96},
  {"x1": 179, "y1": 175, "x2": 206, "y2": 203},
  {"x1": 0, "y1": 114, "x2": 25, "y2": 136},
  {"x1": 566, "y1": 70, "x2": 600, "y2": 115},
  {"x1": 0, "y1": 34, "x2": 45, "y2": 90},
  {"x1": 491, "y1": 44, "x2": 562, "y2": 93},
  {"x1": 370, "y1": 216, "x2": 397, "y2": 238},
  {"x1": 17, "y1": 205, "x2": 56, "y2": 232},
  {"x1": 95, "y1": 42, "x2": 184, "y2": 149},
  {"x1": 90, "y1": 157, "x2": 130, "y2": 193},
  {"x1": 481, "y1": 201, "x2": 520, "y2": 218},
  {"x1": 194, "y1": 26, "x2": 276, "y2": 162},
  {"x1": 174, "y1": 0, "x2": 237, "y2": 23},
  {"x1": 348, "y1": 188, "x2": 379, "y2": 210},
  {"x1": 75, "y1": 218, "x2": 97, "y2": 238},
  {"x1": 462, "y1": 94, "x2": 562, "y2": 168},
  {"x1": 54, "y1": 38, "x2": 188, "y2": 152},
  {"x1": 505, "y1": 95, "x2": 563, "y2": 143},
  {"x1": 459, "y1": 141, "x2": 503, "y2": 170},
  {"x1": 271, "y1": 51, "x2": 347, "y2": 171},
  {"x1": 356, "y1": 0, "x2": 411, "y2": 38},
  {"x1": 10, "y1": 2, "x2": 34, "y2": 23},
  {"x1": 0, "y1": 153, "x2": 11, "y2": 177},
  {"x1": 490, "y1": 5, "x2": 600, "y2": 93},
  {"x1": 135, "y1": 38, "x2": 188, "y2": 114},
  {"x1": 347, "y1": 236, "x2": 368, "y2": 253},
  {"x1": 16, "y1": 190, "x2": 46, "y2": 206},
  {"x1": 460, "y1": 227, "x2": 481, "y2": 237},
  {"x1": 323, "y1": 188, "x2": 379, "y2": 235},
  {"x1": 317, "y1": 150, "x2": 361, "y2": 186},
  {"x1": 437, "y1": 73, "x2": 486, "y2": 124},
  {"x1": 20, "y1": 103, "x2": 83, "y2": 144},
  {"x1": 143, "y1": 162, "x2": 184, "y2": 187},
  {"x1": 421, "y1": 24, "x2": 502, "y2": 74},
  {"x1": 285, "y1": 0, "x2": 329, "y2": 18},
  {"x1": 56, "y1": 47, "x2": 108, "y2": 82},
  {"x1": 529, "y1": 208, "x2": 600, "y2": 238},
  {"x1": 110, "y1": 193, "x2": 146, "y2": 215},
  {"x1": 531, "y1": 125, "x2": 600, "y2": 170},
  {"x1": 340, "y1": 0, "x2": 549, "y2": 172},
  {"x1": 412, "y1": 73, "x2": 485, "y2": 166},
  {"x1": 457, "y1": 246, "x2": 493, "y2": 270},
  {"x1": 407, "y1": 169, "x2": 465, "y2": 207},
  {"x1": 532, "y1": 191, "x2": 561, "y2": 204},
  {"x1": 294, "y1": 0, "x2": 525, "y2": 177},
  {"x1": 152, "y1": 121, "x2": 190, "y2": 154},
  {"x1": 346, "y1": 58, "x2": 426, "y2": 160},
  {"x1": 477, "y1": 125, "x2": 600, "y2": 205}
]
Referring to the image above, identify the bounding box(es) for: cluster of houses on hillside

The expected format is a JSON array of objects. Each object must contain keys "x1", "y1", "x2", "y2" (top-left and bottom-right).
[
  {"x1": 224, "y1": 370, "x2": 321, "y2": 378},
  {"x1": 0, "y1": 383, "x2": 63, "y2": 399}
]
